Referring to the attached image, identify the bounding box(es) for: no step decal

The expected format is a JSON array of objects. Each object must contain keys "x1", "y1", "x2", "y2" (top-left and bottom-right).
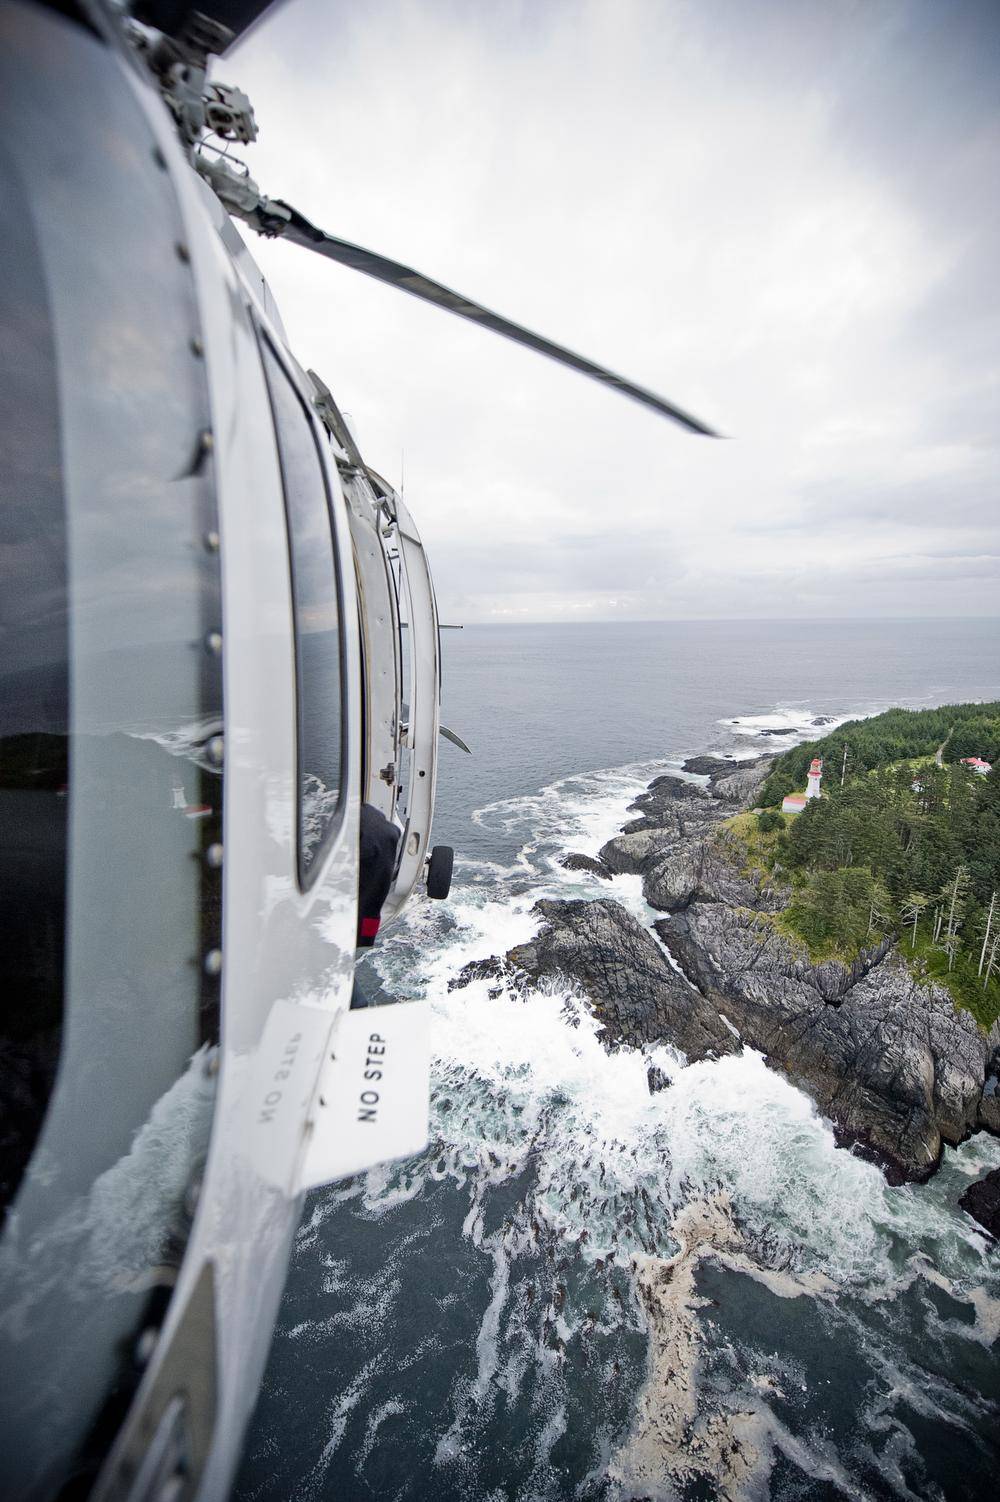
[{"x1": 298, "y1": 1000, "x2": 430, "y2": 1190}]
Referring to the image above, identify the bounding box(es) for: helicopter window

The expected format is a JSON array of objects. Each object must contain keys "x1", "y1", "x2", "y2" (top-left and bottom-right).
[{"x1": 260, "y1": 339, "x2": 345, "y2": 883}]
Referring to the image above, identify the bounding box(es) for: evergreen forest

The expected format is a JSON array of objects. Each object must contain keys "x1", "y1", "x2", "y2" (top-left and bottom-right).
[{"x1": 751, "y1": 702, "x2": 1000, "y2": 1026}]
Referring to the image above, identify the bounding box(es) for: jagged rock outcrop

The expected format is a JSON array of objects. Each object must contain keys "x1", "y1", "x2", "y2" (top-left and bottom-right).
[
  {"x1": 600, "y1": 778, "x2": 722, "y2": 875},
  {"x1": 706, "y1": 756, "x2": 773, "y2": 805},
  {"x1": 599, "y1": 763, "x2": 779, "y2": 914},
  {"x1": 505, "y1": 899, "x2": 739, "y2": 1062},
  {"x1": 977, "y1": 1048, "x2": 1000, "y2": 1134},
  {"x1": 642, "y1": 838, "x2": 784, "y2": 914},
  {"x1": 647, "y1": 1064, "x2": 671, "y2": 1095},
  {"x1": 959, "y1": 1168, "x2": 1000, "y2": 1239},
  {"x1": 447, "y1": 956, "x2": 509, "y2": 995},
  {"x1": 681, "y1": 755, "x2": 739, "y2": 776}
]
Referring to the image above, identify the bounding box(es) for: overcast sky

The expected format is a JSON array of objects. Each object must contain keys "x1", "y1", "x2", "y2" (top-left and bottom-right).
[{"x1": 228, "y1": 0, "x2": 999, "y2": 624}]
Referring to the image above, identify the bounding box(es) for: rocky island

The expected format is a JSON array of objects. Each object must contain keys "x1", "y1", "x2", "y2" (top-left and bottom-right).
[{"x1": 454, "y1": 705, "x2": 1000, "y2": 1230}]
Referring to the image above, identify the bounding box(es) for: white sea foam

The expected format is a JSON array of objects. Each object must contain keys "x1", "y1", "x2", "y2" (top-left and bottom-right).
[
  {"x1": 718, "y1": 704, "x2": 860, "y2": 750},
  {"x1": 473, "y1": 759, "x2": 676, "y2": 867}
]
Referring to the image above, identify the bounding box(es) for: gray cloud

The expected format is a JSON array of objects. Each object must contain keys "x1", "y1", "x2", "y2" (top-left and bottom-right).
[{"x1": 229, "y1": 0, "x2": 1000, "y2": 621}]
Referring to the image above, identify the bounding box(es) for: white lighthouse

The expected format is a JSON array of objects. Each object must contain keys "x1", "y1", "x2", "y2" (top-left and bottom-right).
[{"x1": 806, "y1": 757, "x2": 823, "y2": 799}]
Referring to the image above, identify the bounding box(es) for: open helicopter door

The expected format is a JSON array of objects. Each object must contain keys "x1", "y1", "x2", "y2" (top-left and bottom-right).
[{"x1": 310, "y1": 372, "x2": 443, "y2": 919}]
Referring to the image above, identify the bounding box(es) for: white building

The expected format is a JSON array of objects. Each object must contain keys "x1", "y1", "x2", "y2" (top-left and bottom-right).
[
  {"x1": 806, "y1": 757, "x2": 823, "y2": 799},
  {"x1": 960, "y1": 756, "x2": 992, "y2": 776}
]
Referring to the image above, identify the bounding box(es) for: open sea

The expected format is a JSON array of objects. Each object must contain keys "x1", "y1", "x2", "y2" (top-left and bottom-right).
[{"x1": 235, "y1": 618, "x2": 1000, "y2": 1502}]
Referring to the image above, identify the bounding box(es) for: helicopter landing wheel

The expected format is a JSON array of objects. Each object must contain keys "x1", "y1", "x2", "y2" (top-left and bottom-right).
[{"x1": 426, "y1": 845, "x2": 454, "y2": 900}]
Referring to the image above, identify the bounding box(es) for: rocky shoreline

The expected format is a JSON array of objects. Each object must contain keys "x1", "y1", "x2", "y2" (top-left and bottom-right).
[{"x1": 454, "y1": 752, "x2": 1000, "y2": 1228}]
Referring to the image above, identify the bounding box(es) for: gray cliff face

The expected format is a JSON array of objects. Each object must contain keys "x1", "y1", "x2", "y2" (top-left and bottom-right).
[
  {"x1": 642, "y1": 839, "x2": 785, "y2": 915},
  {"x1": 506, "y1": 899, "x2": 739, "y2": 1063},
  {"x1": 661, "y1": 905, "x2": 994, "y2": 1182},
  {"x1": 486, "y1": 748, "x2": 998, "y2": 1185}
]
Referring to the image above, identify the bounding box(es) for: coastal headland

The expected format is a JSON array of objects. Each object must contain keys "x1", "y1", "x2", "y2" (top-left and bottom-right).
[{"x1": 453, "y1": 707, "x2": 1000, "y2": 1230}]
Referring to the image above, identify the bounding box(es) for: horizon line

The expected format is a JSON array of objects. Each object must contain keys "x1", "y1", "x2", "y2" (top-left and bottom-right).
[{"x1": 452, "y1": 614, "x2": 1000, "y2": 627}]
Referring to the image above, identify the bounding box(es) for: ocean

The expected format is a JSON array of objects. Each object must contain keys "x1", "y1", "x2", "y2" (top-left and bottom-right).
[{"x1": 235, "y1": 617, "x2": 1000, "y2": 1502}]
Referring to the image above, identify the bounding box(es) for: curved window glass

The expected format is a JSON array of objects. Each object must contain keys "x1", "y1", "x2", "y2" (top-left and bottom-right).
[
  {"x1": 260, "y1": 339, "x2": 345, "y2": 885},
  {"x1": 0, "y1": 8, "x2": 222, "y2": 1497}
]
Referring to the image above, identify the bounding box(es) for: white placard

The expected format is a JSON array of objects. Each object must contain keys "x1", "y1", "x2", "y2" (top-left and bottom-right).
[{"x1": 298, "y1": 1000, "x2": 430, "y2": 1190}]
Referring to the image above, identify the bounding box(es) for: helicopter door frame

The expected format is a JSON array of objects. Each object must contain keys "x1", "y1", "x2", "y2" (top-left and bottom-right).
[{"x1": 381, "y1": 494, "x2": 440, "y2": 922}]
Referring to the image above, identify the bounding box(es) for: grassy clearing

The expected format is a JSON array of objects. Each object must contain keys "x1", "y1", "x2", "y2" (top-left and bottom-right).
[{"x1": 718, "y1": 811, "x2": 784, "y2": 882}]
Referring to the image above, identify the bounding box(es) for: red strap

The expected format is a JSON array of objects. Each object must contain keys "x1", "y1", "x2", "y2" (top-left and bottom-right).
[{"x1": 360, "y1": 916, "x2": 381, "y2": 940}]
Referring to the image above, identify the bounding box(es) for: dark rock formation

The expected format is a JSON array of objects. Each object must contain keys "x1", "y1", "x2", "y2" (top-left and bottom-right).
[
  {"x1": 560, "y1": 852, "x2": 612, "y2": 880},
  {"x1": 647, "y1": 1063, "x2": 671, "y2": 1095},
  {"x1": 959, "y1": 1168, "x2": 1000, "y2": 1239},
  {"x1": 681, "y1": 756, "x2": 737, "y2": 776},
  {"x1": 659, "y1": 904, "x2": 993, "y2": 1182},
  {"x1": 600, "y1": 781, "x2": 722, "y2": 875},
  {"x1": 506, "y1": 899, "x2": 738, "y2": 1062},
  {"x1": 977, "y1": 1049, "x2": 1000, "y2": 1134}
]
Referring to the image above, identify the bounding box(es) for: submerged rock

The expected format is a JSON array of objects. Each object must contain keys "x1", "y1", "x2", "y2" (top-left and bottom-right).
[
  {"x1": 959, "y1": 1168, "x2": 1000, "y2": 1239},
  {"x1": 447, "y1": 955, "x2": 510, "y2": 994},
  {"x1": 506, "y1": 898, "x2": 738, "y2": 1062},
  {"x1": 560, "y1": 852, "x2": 612, "y2": 880}
]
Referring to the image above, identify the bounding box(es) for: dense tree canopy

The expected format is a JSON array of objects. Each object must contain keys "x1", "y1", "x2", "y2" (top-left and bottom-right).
[{"x1": 750, "y1": 703, "x2": 1000, "y2": 1026}]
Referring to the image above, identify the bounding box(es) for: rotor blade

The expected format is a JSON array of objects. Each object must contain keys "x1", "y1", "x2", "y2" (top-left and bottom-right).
[
  {"x1": 403, "y1": 705, "x2": 472, "y2": 755},
  {"x1": 133, "y1": 0, "x2": 281, "y2": 52},
  {"x1": 273, "y1": 204, "x2": 720, "y2": 437},
  {"x1": 440, "y1": 724, "x2": 472, "y2": 755}
]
